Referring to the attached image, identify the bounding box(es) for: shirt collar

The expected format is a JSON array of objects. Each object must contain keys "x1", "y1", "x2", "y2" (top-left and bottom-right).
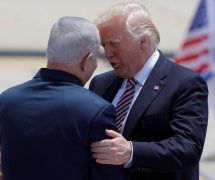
[
  {"x1": 134, "y1": 49, "x2": 160, "y2": 86},
  {"x1": 34, "y1": 68, "x2": 83, "y2": 87}
]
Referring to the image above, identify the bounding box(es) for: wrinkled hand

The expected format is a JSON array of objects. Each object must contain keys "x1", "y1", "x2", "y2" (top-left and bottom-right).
[{"x1": 91, "y1": 129, "x2": 132, "y2": 165}]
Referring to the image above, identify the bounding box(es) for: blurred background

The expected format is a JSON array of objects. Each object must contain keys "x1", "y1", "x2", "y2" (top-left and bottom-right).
[{"x1": 0, "y1": 0, "x2": 214, "y2": 179}]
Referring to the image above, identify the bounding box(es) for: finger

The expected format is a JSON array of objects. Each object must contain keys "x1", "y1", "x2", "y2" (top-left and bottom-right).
[
  {"x1": 105, "y1": 129, "x2": 121, "y2": 138},
  {"x1": 95, "y1": 158, "x2": 120, "y2": 165},
  {"x1": 91, "y1": 146, "x2": 110, "y2": 153},
  {"x1": 95, "y1": 159, "x2": 112, "y2": 165},
  {"x1": 92, "y1": 152, "x2": 111, "y2": 159},
  {"x1": 91, "y1": 139, "x2": 110, "y2": 148}
]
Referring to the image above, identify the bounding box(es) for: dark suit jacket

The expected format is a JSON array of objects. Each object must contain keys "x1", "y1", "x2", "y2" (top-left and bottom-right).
[
  {"x1": 0, "y1": 68, "x2": 127, "y2": 180},
  {"x1": 89, "y1": 51, "x2": 208, "y2": 180}
]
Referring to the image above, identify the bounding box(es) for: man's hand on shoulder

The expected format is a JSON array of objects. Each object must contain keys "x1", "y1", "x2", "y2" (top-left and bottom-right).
[{"x1": 91, "y1": 129, "x2": 132, "y2": 165}]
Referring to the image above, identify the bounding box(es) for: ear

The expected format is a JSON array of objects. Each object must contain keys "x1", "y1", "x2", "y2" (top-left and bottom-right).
[
  {"x1": 81, "y1": 52, "x2": 93, "y2": 72},
  {"x1": 140, "y1": 36, "x2": 148, "y2": 50}
]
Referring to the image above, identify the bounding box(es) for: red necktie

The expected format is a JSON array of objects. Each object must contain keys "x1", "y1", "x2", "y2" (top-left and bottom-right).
[{"x1": 115, "y1": 78, "x2": 137, "y2": 131}]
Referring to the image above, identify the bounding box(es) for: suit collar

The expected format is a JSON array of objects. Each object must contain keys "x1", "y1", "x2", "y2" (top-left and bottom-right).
[
  {"x1": 134, "y1": 49, "x2": 160, "y2": 86},
  {"x1": 104, "y1": 74, "x2": 123, "y2": 102},
  {"x1": 123, "y1": 51, "x2": 170, "y2": 138},
  {"x1": 34, "y1": 68, "x2": 83, "y2": 87}
]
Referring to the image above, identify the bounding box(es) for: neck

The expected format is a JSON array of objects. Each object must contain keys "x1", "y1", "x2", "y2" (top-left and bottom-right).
[{"x1": 47, "y1": 61, "x2": 86, "y2": 85}]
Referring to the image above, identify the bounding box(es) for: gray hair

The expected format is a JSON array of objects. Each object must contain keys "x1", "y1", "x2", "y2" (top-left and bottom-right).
[
  {"x1": 47, "y1": 16, "x2": 100, "y2": 66},
  {"x1": 96, "y1": 2, "x2": 160, "y2": 51}
]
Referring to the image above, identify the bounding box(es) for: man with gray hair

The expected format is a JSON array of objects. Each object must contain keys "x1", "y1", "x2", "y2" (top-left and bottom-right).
[
  {"x1": 0, "y1": 16, "x2": 127, "y2": 180},
  {"x1": 90, "y1": 2, "x2": 208, "y2": 180}
]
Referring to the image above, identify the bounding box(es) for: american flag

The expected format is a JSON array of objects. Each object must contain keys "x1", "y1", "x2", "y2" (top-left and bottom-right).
[
  {"x1": 174, "y1": 0, "x2": 215, "y2": 110},
  {"x1": 174, "y1": 0, "x2": 215, "y2": 81}
]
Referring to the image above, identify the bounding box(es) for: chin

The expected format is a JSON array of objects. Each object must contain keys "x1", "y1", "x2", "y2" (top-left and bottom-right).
[{"x1": 116, "y1": 72, "x2": 128, "y2": 79}]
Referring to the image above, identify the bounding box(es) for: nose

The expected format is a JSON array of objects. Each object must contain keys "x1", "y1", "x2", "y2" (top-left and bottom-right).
[{"x1": 104, "y1": 45, "x2": 114, "y2": 60}]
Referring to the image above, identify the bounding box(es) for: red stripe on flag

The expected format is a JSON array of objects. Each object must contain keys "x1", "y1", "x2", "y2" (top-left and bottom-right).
[
  {"x1": 182, "y1": 34, "x2": 209, "y2": 48},
  {"x1": 175, "y1": 49, "x2": 209, "y2": 64},
  {"x1": 194, "y1": 63, "x2": 209, "y2": 73}
]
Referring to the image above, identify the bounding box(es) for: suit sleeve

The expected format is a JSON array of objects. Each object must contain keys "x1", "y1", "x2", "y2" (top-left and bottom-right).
[
  {"x1": 131, "y1": 75, "x2": 208, "y2": 172},
  {"x1": 89, "y1": 104, "x2": 129, "y2": 180}
]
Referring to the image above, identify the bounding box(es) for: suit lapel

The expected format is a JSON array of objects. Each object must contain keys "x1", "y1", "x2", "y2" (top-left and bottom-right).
[
  {"x1": 123, "y1": 54, "x2": 170, "y2": 138},
  {"x1": 103, "y1": 76, "x2": 123, "y2": 102}
]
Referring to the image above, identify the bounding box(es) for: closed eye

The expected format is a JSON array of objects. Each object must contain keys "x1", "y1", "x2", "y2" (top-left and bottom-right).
[
  {"x1": 110, "y1": 41, "x2": 121, "y2": 47},
  {"x1": 101, "y1": 40, "x2": 121, "y2": 48}
]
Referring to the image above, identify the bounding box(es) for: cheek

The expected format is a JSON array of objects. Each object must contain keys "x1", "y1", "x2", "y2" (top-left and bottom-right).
[
  {"x1": 116, "y1": 49, "x2": 128, "y2": 61},
  {"x1": 119, "y1": 53, "x2": 131, "y2": 66}
]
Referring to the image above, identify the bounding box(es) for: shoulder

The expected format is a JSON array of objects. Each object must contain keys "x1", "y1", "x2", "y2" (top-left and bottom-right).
[
  {"x1": 0, "y1": 80, "x2": 32, "y2": 101},
  {"x1": 158, "y1": 52, "x2": 206, "y2": 84},
  {"x1": 163, "y1": 60, "x2": 208, "y2": 95},
  {"x1": 156, "y1": 52, "x2": 208, "y2": 92},
  {"x1": 66, "y1": 85, "x2": 113, "y2": 110},
  {"x1": 89, "y1": 70, "x2": 119, "y2": 91},
  {"x1": 170, "y1": 60, "x2": 206, "y2": 84},
  {"x1": 92, "y1": 70, "x2": 117, "y2": 82}
]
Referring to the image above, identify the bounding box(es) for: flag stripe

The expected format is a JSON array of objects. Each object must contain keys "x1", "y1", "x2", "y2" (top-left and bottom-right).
[
  {"x1": 182, "y1": 34, "x2": 209, "y2": 48},
  {"x1": 175, "y1": 49, "x2": 209, "y2": 64},
  {"x1": 175, "y1": 0, "x2": 215, "y2": 110},
  {"x1": 195, "y1": 63, "x2": 209, "y2": 73}
]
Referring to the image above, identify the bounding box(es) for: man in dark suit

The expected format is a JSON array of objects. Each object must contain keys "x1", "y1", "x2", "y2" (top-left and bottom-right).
[
  {"x1": 90, "y1": 3, "x2": 208, "y2": 180},
  {"x1": 0, "y1": 16, "x2": 127, "y2": 180}
]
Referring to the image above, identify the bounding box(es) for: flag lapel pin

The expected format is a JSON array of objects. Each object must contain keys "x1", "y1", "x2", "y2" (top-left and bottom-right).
[{"x1": 154, "y1": 85, "x2": 159, "y2": 91}]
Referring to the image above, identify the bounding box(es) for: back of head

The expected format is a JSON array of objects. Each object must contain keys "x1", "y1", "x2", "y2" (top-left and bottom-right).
[
  {"x1": 47, "y1": 16, "x2": 100, "y2": 67},
  {"x1": 96, "y1": 2, "x2": 160, "y2": 51}
]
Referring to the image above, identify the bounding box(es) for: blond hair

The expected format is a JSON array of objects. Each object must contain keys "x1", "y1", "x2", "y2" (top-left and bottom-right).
[{"x1": 96, "y1": 2, "x2": 160, "y2": 51}]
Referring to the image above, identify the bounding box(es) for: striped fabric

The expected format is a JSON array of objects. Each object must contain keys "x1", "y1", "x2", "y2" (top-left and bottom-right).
[
  {"x1": 174, "y1": 0, "x2": 215, "y2": 109},
  {"x1": 115, "y1": 78, "x2": 137, "y2": 131},
  {"x1": 174, "y1": 0, "x2": 215, "y2": 81}
]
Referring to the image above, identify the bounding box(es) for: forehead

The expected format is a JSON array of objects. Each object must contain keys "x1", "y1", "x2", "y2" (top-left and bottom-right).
[{"x1": 98, "y1": 16, "x2": 130, "y2": 43}]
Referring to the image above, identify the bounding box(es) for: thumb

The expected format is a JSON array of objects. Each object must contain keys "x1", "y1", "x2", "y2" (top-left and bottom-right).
[{"x1": 105, "y1": 129, "x2": 121, "y2": 138}]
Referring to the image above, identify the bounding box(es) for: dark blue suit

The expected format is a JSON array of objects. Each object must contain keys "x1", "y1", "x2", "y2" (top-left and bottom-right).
[
  {"x1": 89, "y1": 51, "x2": 208, "y2": 180},
  {"x1": 0, "y1": 68, "x2": 127, "y2": 180}
]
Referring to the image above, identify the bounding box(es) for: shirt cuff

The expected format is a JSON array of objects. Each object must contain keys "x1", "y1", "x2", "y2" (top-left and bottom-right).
[{"x1": 124, "y1": 141, "x2": 133, "y2": 168}]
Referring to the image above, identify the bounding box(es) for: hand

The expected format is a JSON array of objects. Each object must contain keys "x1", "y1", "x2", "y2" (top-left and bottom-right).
[
  {"x1": 0, "y1": 167, "x2": 2, "y2": 180},
  {"x1": 91, "y1": 129, "x2": 132, "y2": 165}
]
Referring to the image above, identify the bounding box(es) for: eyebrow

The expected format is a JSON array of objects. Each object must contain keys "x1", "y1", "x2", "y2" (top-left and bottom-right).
[
  {"x1": 101, "y1": 39, "x2": 121, "y2": 45},
  {"x1": 108, "y1": 38, "x2": 121, "y2": 43}
]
